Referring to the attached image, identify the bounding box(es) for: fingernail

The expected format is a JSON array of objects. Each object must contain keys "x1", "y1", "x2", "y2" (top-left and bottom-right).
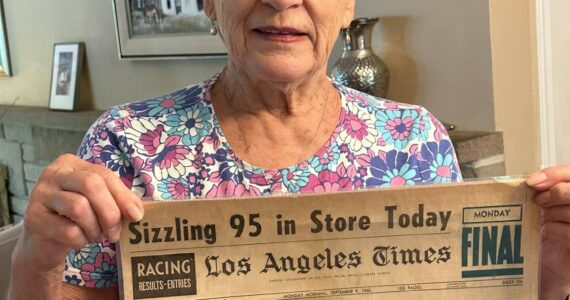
[
  {"x1": 128, "y1": 205, "x2": 144, "y2": 221},
  {"x1": 108, "y1": 226, "x2": 122, "y2": 242},
  {"x1": 527, "y1": 172, "x2": 548, "y2": 186}
]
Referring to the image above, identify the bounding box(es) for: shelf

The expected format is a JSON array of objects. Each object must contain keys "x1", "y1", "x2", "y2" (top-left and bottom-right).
[{"x1": 0, "y1": 105, "x2": 103, "y2": 131}]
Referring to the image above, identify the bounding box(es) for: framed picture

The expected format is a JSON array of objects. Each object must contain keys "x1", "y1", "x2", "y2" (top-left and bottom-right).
[
  {"x1": 112, "y1": 0, "x2": 227, "y2": 59},
  {"x1": 49, "y1": 43, "x2": 85, "y2": 111},
  {"x1": 0, "y1": 0, "x2": 12, "y2": 77}
]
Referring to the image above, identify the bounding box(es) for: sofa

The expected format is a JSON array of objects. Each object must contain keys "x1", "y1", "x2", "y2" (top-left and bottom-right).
[{"x1": 0, "y1": 222, "x2": 23, "y2": 299}]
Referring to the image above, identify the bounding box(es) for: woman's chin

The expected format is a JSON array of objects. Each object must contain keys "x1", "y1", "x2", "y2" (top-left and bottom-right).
[{"x1": 249, "y1": 60, "x2": 317, "y2": 85}]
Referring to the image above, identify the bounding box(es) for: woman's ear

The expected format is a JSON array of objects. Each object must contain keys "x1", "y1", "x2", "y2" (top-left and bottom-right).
[
  {"x1": 341, "y1": 0, "x2": 356, "y2": 28},
  {"x1": 204, "y1": 0, "x2": 217, "y2": 20}
]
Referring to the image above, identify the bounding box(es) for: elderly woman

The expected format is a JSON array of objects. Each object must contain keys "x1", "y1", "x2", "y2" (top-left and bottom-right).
[{"x1": 8, "y1": 0, "x2": 570, "y2": 299}]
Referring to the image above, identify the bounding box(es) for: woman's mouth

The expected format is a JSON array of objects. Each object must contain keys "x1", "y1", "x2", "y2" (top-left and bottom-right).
[{"x1": 253, "y1": 26, "x2": 309, "y2": 43}]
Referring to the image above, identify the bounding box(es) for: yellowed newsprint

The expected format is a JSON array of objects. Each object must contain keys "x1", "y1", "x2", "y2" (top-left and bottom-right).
[{"x1": 118, "y1": 178, "x2": 540, "y2": 300}]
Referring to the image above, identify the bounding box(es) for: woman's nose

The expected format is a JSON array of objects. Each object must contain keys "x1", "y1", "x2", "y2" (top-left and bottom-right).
[{"x1": 261, "y1": 0, "x2": 303, "y2": 11}]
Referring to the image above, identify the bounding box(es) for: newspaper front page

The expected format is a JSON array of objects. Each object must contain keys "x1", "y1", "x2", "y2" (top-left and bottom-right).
[{"x1": 118, "y1": 179, "x2": 540, "y2": 299}]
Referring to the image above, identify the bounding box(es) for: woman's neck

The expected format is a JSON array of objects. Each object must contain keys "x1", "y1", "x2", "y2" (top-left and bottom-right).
[
  {"x1": 219, "y1": 64, "x2": 333, "y2": 118},
  {"x1": 211, "y1": 66, "x2": 341, "y2": 169}
]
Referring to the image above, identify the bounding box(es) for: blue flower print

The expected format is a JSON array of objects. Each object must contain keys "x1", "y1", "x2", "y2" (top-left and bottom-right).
[
  {"x1": 281, "y1": 166, "x2": 311, "y2": 193},
  {"x1": 376, "y1": 109, "x2": 421, "y2": 150},
  {"x1": 146, "y1": 95, "x2": 186, "y2": 117},
  {"x1": 166, "y1": 103, "x2": 213, "y2": 146},
  {"x1": 64, "y1": 274, "x2": 82, "y2": 285},
  {"x1": 309, "y1": 144, "x2": 341, "y2": 172},
  {"x1": 419, "y1": 140, "x2": 459, "y2": 183},
  {"x1": 90, "y1": 266, "x2": 118, "y2": 288},
  {"x1": 80, "y1": 252, "x2": 118, "y2": 288},
  {"x1": 130, "y1": 86, "x2": 203, "y2": 117},
  {"x1": 67, "y1": 244, "x2": 101, "y2": 269},
  {"x1": 418, "y1": 109, "x2": 433, "y2": 142},
  {"x1": 366, "y1": 150, "x2": 419, "y2": 188},
  {"x1": 101, "y1": 145, "x2": 131, "y2": 177}
]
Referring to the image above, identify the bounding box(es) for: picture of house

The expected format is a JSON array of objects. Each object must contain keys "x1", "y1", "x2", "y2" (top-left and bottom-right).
[{"x1": 128, "y1": 0, "x2": 209, "y2": 36}]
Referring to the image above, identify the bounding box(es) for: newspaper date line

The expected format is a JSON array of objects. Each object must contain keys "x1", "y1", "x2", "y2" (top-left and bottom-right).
[{"x1": 127, "y1": 204, "x2": 452, "y2": 245}]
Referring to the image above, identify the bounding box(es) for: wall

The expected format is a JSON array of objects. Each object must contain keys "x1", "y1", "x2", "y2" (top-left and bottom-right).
[
  {"x1": 0, "y1": 0, "x2": 226, "y2": 109},
  {"x1": 344, "y1": 0, "x2": 495, "y2": 131},
  {"x1": 550, "y1": 0, "x2": 570, "y2": 165},
  {"x1": 0, "y1": 0, "x2": 495, "y2": 131},
  {"x1": 488, "y1": 0, "x2": 541, "y2": 174}
]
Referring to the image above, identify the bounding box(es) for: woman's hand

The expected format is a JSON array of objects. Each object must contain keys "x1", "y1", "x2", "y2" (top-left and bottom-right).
[
  {"x1": 10, "y1": 154, "x2": 143, "y2": 299},
  {"x1": 526, "y1": 165, "x2": 570, "y2": 299}
]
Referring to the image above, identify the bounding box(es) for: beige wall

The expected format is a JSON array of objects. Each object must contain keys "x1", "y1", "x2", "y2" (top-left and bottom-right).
[
  {"x1": 0, "y1": 0, "x2": 226, "y2": 109},
  {"x1": 489, "y1": 0, "x2": 541, "y2": 174},
  {"x1": 2, "y1": 0, "x2": 494, "y2": 131},
  {"x1": 550, "y1": 0, "x2": 570, "y2": 165},
  {"x1": 333, "y1": 0, "x2": 495, "y2": 131}
]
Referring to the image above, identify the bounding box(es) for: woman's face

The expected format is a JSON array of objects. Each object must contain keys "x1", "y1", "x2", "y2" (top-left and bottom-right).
[{"x1": 205, "y1": 0, "x2": 355, "y2": 84}]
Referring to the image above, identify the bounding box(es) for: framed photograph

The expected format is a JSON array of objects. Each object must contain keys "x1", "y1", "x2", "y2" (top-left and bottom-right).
[
  {"x1": 112, "y1": 0, "x2": 227, "y2": 59},
  {"x1": 49, "y1": 43, "x2": 85, "y2": 111},
  {"x1": 0, "y1": 0, "x2": 12, "y2": 77}
]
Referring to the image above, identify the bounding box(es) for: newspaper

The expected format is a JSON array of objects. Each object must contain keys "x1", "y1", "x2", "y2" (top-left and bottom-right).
[{"x1": 118, "y1": 178, "x2": 540, "y2": 299}]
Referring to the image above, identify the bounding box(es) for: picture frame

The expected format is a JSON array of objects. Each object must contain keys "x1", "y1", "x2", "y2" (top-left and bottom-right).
[
  {"x1": 49, "y1": 43, "x2": 85, "y2": 111},
  {"x1": 112, "y1": 0, "x2": 227, "y2": 60},
  {"x1": 0, "y1": 0, "x2": 12, "y2": 77}
]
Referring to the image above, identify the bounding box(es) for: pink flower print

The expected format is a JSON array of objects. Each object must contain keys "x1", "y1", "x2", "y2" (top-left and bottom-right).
[
  {"x1": 205, "y1": 181, "x2": 261, "y2": 199},
  {"x1": 90, "y1": 145, "x2": 103, "y2": 156},
  {"x1": 386, "y1": 116, "x2": 414, "y2": 141},
  {"x1": 436, "y1": 165, "x2": 452, "y2": 178},
  {"x1": 430, "y1": 114, "x2": 446, "y2": 142},
  {"x1": 152, "y1": 144, "x2": 194, "y2": 180},
  {"x1": 126, "y1": 119, "x2": 176, "y2": 156},
  {"x1": 300, "y1": 170, "x2": 353, "y2": 193},
  {"x1": 390, "y1": 175, "x2": 407, "y2": 187},
  {"x1": 250, "y1": 173, "x2": 270, "y2": 186},
  {"x1": 120, "y1": 173, "x2": 134, "y2": 188},
  {"x1": 161, "y1": 98, "x2": 176, "y2": 108},
  {"x1": 168, "y1": 180, "x2": 190, "y2": 198},
  {"x1": 98, "y1": 130, "x2": 109, "y2": 140},
  {"x1": 139, "y1": 125, "x2": 167, "y2": 156},
  {"x1": 204, "y1": 155, "x2": 215, "y2": 166},
  {"x1": 339, "y1": 111, "x2": 378, "y2": 151},
  {"x1": 384, "y1": 101, "x2": 403, "y2": 110},
  {"x1": 81, "y1": 252, "x2": 117, "y2": 288}
]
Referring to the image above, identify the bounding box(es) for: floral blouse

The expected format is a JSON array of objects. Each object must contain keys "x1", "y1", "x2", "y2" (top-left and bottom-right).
[{"x1": 63, "y1": 74, "x2": 462, "y2": 288}]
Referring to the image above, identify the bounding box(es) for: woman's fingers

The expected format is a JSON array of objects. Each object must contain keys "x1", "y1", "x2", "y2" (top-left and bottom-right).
[
  {"x1": 55, "y1": 169, "x2": 123, "y2": 242},
  {"x1": 543, "y1": 222, "x2": 570, "y2": 244},
  {"x1": 20, "y1": 153, "x2": 143, "y2": 273},
  {"x1": 95, "y1": 166, "x2": 145, "y2": 222},
  {"x1": 527, "y1": 164, "x2": 570, "y2": 191},
  {"x1": 50, "y1": 155, "x2": 143, "y2": 242},
  {"x1": 534, "y1": 182, "x2": 570, "y2": 208},
  {"x1": 28, "y1": 153, "x2": 144, "y2": 249},
  {"x1": 44, "y1": 215, "x2": 91, "y2": 250},
  {"x1": 543, "y1": 205, "x2": 570, "y2": 223},
  {"x1": 43, "y1": 190, "x2": 103, "y2": 242},
  {"x1": 75, "y1": 160, "x2": 144, "y2": 222},
  {"x1": 25, "y1": 204, "x2": 90, "y2": 250}
]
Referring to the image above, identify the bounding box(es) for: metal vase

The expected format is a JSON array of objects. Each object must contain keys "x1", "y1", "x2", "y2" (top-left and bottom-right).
[{"x1": 331, "y1": 18, "x2": 390, "y2": 98}]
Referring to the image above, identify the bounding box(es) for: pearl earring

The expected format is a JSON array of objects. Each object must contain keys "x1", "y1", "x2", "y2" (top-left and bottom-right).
[{"x1": 210, "y1": 20, "x2": 218, "y2": 36}]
